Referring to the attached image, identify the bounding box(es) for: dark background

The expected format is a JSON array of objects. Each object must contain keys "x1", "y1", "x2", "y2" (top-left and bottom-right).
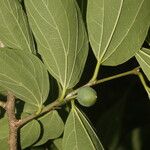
[{"x1": 77, "y1": 46, "x2": 150, "y2": 150}]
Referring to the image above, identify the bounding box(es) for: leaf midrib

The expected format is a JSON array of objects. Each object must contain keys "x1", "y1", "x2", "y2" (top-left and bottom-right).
[
  {"x1": 5, "y1": 52, "x2": 42, "y2": 104},
  {"x1": 5, "y1": 0, "x2": 32, "y2": 52},
  {"x1": 41, "y1": 0, "x2": 68, "y2": 88},
  {"x1": 27, "y1": 1, "x2": 64, "y2": 85},
  {"x1": 100, "y1": 0, "x2": 124, "y2": 61},
  {"x1": 102, "y1": 0, "x2": 145, "y2": 63}
]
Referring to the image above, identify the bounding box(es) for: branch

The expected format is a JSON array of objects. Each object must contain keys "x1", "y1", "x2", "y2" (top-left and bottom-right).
[
  {"x1": 90, "y1": 66, "x2": 140, "y2": 86},
  {"x1": 19, "y1": 100, "x2": 60, "y2": 126},
  {"x1": 67, "y1": 66, "x2": 141, "y2": 97},
  {"x1": 6, "y1": 92, "x2": 19, "y2": 150},
  {"x1": 19, "y1": 66, "x2": 140, "y2": 126}
]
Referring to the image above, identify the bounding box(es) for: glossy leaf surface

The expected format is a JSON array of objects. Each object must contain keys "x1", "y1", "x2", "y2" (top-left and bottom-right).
[
  {"x1": 62, "y1": 105, "x2": 104, "y2": 150},
  {"x1": 87, "y1": 0, "x2": 150, "y2": 66},
  {"x1": 25, "y1": 0, "x2": 88, "y2": 89},
  {"x1": 0, "y1": 48, "x2": 49, "y2": 111},
  {"x1": 0, "y1": 0, "x2": 35, "y2": 53}
]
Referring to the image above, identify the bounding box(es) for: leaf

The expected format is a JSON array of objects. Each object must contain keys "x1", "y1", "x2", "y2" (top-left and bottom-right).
[
  {"x1": 76, "y1": 0, "x2": 87, "y2": 22},
  {"x1": 0, "y1": 117, "x2": 9, "y2": 150},
  {"x1": 0, "y1": 86, "x2": 6, "y2": 95},
  {"x1": 25, "y1": 0, "x2": 88, "y2": 89},
  {"x1": 135, "y1": 48, "x2": 150, "y2": 81},
  {"x1": 0, "y1": 41, "x2": 4, "y2": 48},
  {"x1": 0, "y1": 48, "x2": 49, "y2": 112},
  {"x1": 87, "y1": 0, "x2": 150, "y2": 66},
  {"x1": 0, "y1": 0, "x2": 35, "y2": 53},
  {"x1": 53, "y1": 138, "x2": 63, "y2": 150},
  {"x1": 62, "y1": 105, "x2": 104, "y2": 150},
  {"x1": 135, "y1": 48, "x2": 150, "y2": 99},
  {"x1": 35, "y1": 111, "x2": 64, "y2": 146},
  {"x1": 21, "y1": 120, "x2": 41, "y2": 149},
  {"x1": 146, "y1": 28, "x2": 150, "y2": 46},
  {"x1": 23, "y1": 103, "x2": 39, "y2": 114},
  {"x1": 0, "y1": 139, "x2": 8, "y2": 150}
]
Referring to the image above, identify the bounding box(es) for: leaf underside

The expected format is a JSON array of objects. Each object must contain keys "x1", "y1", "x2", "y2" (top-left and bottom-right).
[
  {"x1": 146, "y1": 28, "x2": 150, "y2": 46},
  {"x1": 0, "y1": 117, "x2": 9, "y2": 150},
  {"x1": 53, "y1": 138, "x2": 63, "y2": 150},
  {"x1": 87, "y1": 0, "x2": 150, "y2": 66},
  {"x1": 62, "y1": 105, "x2": 104, "y2": 150},
  {"x1": 136, "y1": 48, "x2": 150, "y2": 81},
  {"x1": 21, "y1": 120, "x2": 41, "y2": 149},
  {"x1": 0, "y1": 48, "x2": 49, "y2": 112},
  {"x1": 35, "y1": 110, "x2": 64, "y2": 146},
  {"x1": 25, "y1": 0, "x2": 88, "y2": 89},
  {"x1": 0, "y1": 0, "x2": 35, "y2": 53}
]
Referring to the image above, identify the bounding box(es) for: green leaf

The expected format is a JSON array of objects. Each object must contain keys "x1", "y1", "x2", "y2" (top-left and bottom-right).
[
  {"x1": 76, "y1": 0, "x2": 87, "y2": 22},
  {"x1": 135, "y1": 48, "x2": 150, "y2": 81},
  {"x1": 0, "y1": 41, "x2": 4, "y2": 48},
  {"x1": 35, "y1": 111, "x2": 64, "y2": 146},
  {"x1": 23, "y1": 103, "x2": 39, "y2": 114},
  {"x1": 146, "y1": 28, "x2": 150, "y2": 46},
  {"x1": 0, "y1": 0, "x2": 35, "y2": 53},
  {"x1": 62, "y1": 105, "x2": 104, "y2": 150},
  {"x1": 21, "y1": 120, "x2": 41, "y2": 149},
  {"x1": 0, "y1": 86, "x2": 6, "y2": 95},
  {"x1": 135, "y1": 48, "x2": 150, "y2": 99},
  {"x1": 25, "y1": 0, "x2": 88, "y2": 89},
  {"x1": 0, "y1": 48, "x2": 49, "y2": 112},
  {"x1": 87, "y1": 0, "x2": 150, "y2": 66},
  {"x1": 0, "y1": 139, "x2": 8, "y2": 150},
  {"x1": 53, "y1": 138, "x2": 63, "y2": 150},
  {"x1": 0, "y1": 117, "x2": 9, "y2": 150}
]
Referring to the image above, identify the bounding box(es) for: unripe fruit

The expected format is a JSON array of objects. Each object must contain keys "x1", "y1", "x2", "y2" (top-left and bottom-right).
[{"x1": 77, "y1": 87, "x2": 97, "y2": 107}]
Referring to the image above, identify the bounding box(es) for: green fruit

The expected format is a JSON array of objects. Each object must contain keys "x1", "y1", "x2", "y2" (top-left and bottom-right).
[{"x1": 77, "y1": 87, "x2": 97, "y2": 107}]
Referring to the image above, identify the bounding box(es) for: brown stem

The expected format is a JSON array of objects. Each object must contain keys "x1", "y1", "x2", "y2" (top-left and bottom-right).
[{"x1": 6, "y1": 92, "x2": 19, "y2": 150}]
